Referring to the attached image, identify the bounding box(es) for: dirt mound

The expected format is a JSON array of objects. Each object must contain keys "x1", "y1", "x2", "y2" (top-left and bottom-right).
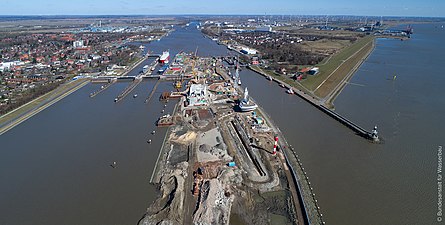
[
  {"x1": 193, "y1": 179, "x2": 233, "y2": 225},
  {"x1": 171, "y1": 131, "x2": 197, "y2": 145},
  {"x1": 139, "y1": 162, "x2": 188, "y2": 225}
]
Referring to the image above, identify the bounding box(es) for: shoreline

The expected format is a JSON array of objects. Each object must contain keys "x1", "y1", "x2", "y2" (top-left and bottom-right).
[
  {"x1": 323, "y1": 37, "x2": 376, "y2": 108},
  {"x1": 0, "y1": 52, "x2": 148, "y2": 136},
  {"x1": 0, "y1": 79, "x2": 90, "y2": 135},
  {"x1": 150, "y1": 101, "x2": 180, "y2": 184},
  {"x1": 143, "y1": 56, "x2": 320, "y2": 224},
  {"x1": 253, "y1": 101, "x2": 324, "y2": 225},
  {"x1": 247, "y1": 64, "x2": 377, "y2": 140},
  {"x1": 209, "y1": 27, "x2": 376, "y2": 108}
]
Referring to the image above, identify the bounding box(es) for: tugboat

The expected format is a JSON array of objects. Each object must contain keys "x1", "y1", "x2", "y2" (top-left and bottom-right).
[{"x1": 156, "y1": 114, "x2": 174, "y2": 127}]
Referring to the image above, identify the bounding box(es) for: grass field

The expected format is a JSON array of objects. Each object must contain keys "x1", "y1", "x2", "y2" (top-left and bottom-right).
[
  {"x1": 301, "y1": 36, "x2": 375, "y2": 97},
  {"x1": 250, "y1": 35, "x2": 375, "y2": 103},
  {"x1": 249, "y1": 65, "x2": 318, "y2": 99}
]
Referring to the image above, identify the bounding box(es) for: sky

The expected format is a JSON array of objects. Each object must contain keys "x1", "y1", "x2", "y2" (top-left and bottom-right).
[{"x1": 0, "y1": 0, "x2": 444, "y2": 17}]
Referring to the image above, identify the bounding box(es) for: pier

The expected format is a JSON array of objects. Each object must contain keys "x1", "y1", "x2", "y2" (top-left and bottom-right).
[
  {"x1": 89, "y1": 79, "x2": 116, "y2": 98},
  {"x1": 248, "y1": 65, "x2": 379, "y2": 141},
  {"x1": 114, "y1": 77, "x2": 142, "y2": 103},
  {"x1": 318, "y1": 105, "x2": 374, "y2": 138},
  {"x1": 144, "y1": 79, "x2": 161, "y2": 103}
]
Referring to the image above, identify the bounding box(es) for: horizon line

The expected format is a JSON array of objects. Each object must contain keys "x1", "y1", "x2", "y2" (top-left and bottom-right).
[{"x1": 0, "y1": 14, "x2": 444, "y2": 19}]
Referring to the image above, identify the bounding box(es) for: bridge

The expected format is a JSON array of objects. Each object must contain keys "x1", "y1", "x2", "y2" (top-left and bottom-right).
[{"x1": 114, "y1": 74, "x2": 145, "y2": 103}]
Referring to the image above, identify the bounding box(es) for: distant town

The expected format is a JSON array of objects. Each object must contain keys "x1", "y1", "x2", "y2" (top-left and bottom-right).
[
  {"x1": 0, "y1": 15, "x2": 438, "y2": 115},
  {"x1": 0, "y1": 17, "x2": 178, "y2": 114}
]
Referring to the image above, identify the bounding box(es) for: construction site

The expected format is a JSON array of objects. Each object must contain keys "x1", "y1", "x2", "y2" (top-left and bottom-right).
[{"x1": 138, "y1": 55, "x2": 318, "y2": 225}]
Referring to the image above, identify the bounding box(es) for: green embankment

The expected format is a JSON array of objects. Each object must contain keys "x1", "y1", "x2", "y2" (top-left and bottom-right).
[
  {"x1": 0, "y1": 79, "x2": 88, "y2": 129},
  {"x1": 302, "y1": 36, "x2": 375, "y2": 97},
  {"x1": 250, "y1": 35, "x2": 375, "y2": 101},
  {"x1": 249, "y1": 65, "x2": 317, "y2": 99}
]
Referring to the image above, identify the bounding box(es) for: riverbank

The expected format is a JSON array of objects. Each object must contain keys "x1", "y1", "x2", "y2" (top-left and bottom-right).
[
  {"x1": 247, "y1": 35, "x2": 376, "y2": 110},
  {"x1": 248, "y1": 65, "x2": 321, "y2": 105},
  {"x1": 254, "y1": 102, "x2": 325, "y2": 225},
  {"x1": 0, "y1": 54, "x2": 149, "y2": 136},
  {"x1": 322, "y1": 37, "x2": 376, "y2": 108},
  {"x1": 0, "y1": 79, "x2": 89, "y2": 135},
  {"x1": 311, "y1": 36, "x2": 375, "y2": 106},
  {"x1": 247, "y1": 65, "x2": 378, "y2": 141},
  {"x1": 212, "y1": 27, "x2": 376, "y2": 108}
]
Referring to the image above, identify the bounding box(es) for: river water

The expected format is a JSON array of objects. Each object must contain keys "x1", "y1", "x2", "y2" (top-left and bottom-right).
[
  {"x1": 0, "y1": 22, "x2": 443, "y2": 225},
  {"x1": 241, "y1": 23, "x2": 445, "y2": 225}
]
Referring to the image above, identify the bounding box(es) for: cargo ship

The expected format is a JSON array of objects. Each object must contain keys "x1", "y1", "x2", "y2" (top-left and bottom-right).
[
  {"x1": 159, "y1": 51, "x2": 170, "y2": 64},
  {"x1": 158, "y1": 64, "x2": 169, "y2": 74}
]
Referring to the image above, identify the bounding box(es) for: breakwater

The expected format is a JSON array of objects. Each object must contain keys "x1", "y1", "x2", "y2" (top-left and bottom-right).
[{"x1": 248, "y1": 66, "x2": 378, "y2": 141}]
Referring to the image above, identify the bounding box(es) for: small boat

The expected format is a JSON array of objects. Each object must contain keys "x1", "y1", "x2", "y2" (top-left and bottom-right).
[
  {"x1": 161, "y1": 114, "x2": 171, "y2": 119},
  {"x1": 156, "y1": 114, "x2": 174, "y2": 127},
  {"x1": 267, "y1": 76, "x2": 273, "y2": 81},
  {"x1": 110, "y1": 161, "x2": 117, "y2": 168},
  {"x1": 238, "y1": 79, "x2": 242, "y2": 85},
  {"x1": 147, "y1": 139, "x2": 152, "y2": 144},
  {"x1": 279, "y1": 84, "x2": 285, "y2": 88},
  {"x1": 286, "y1": 88, "x2": 294, "y2": 94},
  {"x1": 133, "y1": 94, "x2": 138, "y2": 98},
  {"x1": 151, "y1": 130, "x2": 156, "y2": 134},
  {"x1": 114, "y1": 98, "x2": 118, "y2": 102}
]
